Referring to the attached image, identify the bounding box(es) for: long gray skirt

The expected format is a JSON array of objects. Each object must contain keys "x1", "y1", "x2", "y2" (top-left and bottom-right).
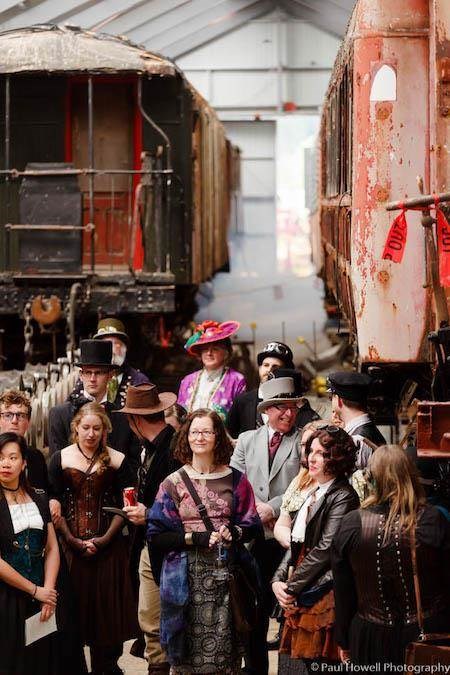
[
  {"x1": 171, "y1": 549, "x2": 241, "y2": 675},
  {"x1": 278, "y1": 652, "x2": 309, "y2": 674}
]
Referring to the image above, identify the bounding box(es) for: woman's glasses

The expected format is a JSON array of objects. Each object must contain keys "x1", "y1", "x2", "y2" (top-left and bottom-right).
[{"x1": 188, "y1": 430, "x2": 216, "y2": 438}]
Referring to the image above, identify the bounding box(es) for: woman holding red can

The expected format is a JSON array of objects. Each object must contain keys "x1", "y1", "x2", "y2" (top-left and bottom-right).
[{"x1": 48, "y1": 401, "x2": 138, "y2": 674}]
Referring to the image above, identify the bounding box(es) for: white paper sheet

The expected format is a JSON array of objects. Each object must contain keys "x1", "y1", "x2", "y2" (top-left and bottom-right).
[{"x1": 25, "y1": 610, "x2": 57, "y2": 646}]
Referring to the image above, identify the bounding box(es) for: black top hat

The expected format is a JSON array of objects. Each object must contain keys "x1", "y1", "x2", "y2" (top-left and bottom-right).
[
  {"x1": 327, "y1": 371, "x2": 372, "y2": 404},
  {"x1": 75, "y1": 340, "x2": 113, "y2": 367},
  {"x1": 272, "y1": 368, "x2": 305, "y2": 395},
  {"x1": 257, "y1": 341, "x2": 294, "y2": 369}
]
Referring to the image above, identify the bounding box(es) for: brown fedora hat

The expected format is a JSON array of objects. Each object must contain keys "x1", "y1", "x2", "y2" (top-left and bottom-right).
[{"x1": 114, "y1": 383, "x2": 177, "y2": 415}]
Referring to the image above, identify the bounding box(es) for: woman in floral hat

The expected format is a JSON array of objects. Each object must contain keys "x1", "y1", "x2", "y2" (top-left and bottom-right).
[{"x1": 177, "y1": 321, "x2": 246, "y2": 422}]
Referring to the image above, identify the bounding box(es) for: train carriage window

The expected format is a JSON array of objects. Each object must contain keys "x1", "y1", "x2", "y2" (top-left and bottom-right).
[
  {"x1": 325, "y1": 58, "x2": 353, "y2": 199},
  {"x1": 370, "y1": 65, "x2": 396, "y2": 102}
]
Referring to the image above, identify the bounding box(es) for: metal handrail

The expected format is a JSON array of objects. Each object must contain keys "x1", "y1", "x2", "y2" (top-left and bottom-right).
[{"x1": 0, "y1": 168, "x2": 173, "y2": 177}]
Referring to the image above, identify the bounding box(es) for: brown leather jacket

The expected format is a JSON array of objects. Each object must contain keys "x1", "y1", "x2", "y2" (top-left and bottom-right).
[
  {"x1": 331, "y1": 504, "x2": 450, "y2": 647},
  {"x1": 272, "y1": 477, "x2": 359, "y2": 595}
]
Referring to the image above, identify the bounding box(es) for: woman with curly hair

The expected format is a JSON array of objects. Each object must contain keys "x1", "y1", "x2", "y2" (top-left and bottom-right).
[
  {"x1": 272, "y1": 425, "x2": 359, "y2": 674},
  {"x1": 147, "y1": 408, "x2": 262, "y2": 674},
  {"x1": 332, "y1": 445, "x2": 450, "y2": 666},
  {"x1": 48, "y1": 402, "x2": 138, "y2": 675}
]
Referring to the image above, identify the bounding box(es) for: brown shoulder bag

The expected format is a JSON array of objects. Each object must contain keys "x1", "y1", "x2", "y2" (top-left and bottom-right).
[{"x1": 404, "y1": 526, "x2": 450, "y2": 665}]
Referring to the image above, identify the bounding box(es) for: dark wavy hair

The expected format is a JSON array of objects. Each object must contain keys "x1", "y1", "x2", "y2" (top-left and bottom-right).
[
  {"x1": 0, "y1": 432, "x2": 31, "y2": 493},
  {"x1": 174, "y1": 408, "x2": 234, "y2": 465},
  {"x1": 305, "y1": 427, "x2": 356, "y2": 479}
]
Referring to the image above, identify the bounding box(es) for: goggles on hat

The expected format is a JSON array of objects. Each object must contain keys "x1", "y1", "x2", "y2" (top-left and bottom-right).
[{"x1": 262, "y1": 342, "x2": 291, "y2": 357}]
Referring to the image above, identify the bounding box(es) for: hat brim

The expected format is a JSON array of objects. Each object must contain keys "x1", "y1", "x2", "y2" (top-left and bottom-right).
[
  {"x1": 257, "y1": 351, "x2": 294, "y2": 369},
  {"x1": 188, "y1": 321, "x2": 240, "y2": 356},
  {"x1": 93, "y1": 331, "x2": 129, "y2": 346},
  {"x1": 113, "y1": 391, "x2": 177, "y2": 415},
  {"x1": 327, "y1": 386, "x2": 368, "y2": 403},
  {"x1": 257, "y1": 396, "x2": 304, "y2": 414},
  {"x1": 74, "y1": 361, "x2": 116, "y2": 368}
]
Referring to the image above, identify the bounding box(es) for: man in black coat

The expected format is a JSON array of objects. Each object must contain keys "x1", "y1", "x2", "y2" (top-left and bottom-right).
[
  {"x1": 48, "y1": 339, "x2": 141, "y2": 472},
  {"x1": 227, "y1": 341, "x2": 295, "y2": 438},
  {"x1": 118, "y1": 384, "x2": 179, "y2": 675},
  {"x1": 70, "y1": 317, "x2": 150, "y2": 409},
  {"x1": 328, "y1": 371, "x2": 386, "y2": 469},
  {"x1": 0, "y1": 389, "x2": 48, "y2": 491}
]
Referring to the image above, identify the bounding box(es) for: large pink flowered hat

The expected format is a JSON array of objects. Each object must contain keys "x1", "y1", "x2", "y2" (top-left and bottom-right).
[{"x1": 184, "y1": 320, "x2": 240, "y2": 356}]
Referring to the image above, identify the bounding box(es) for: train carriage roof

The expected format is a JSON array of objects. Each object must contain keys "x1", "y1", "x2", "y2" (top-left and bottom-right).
[{"x1": 0, "y1": 24, "x2": 176, "y2": 76}]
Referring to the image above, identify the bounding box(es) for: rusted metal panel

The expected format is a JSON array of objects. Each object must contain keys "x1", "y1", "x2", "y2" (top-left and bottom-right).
[
  {"x1": 352, "y1": 24, "x2": 431, "y2": 363},
  {"x1": 417, "y1": 400, "x2": 450, "y2": 457},
  {"x1": 0, "y1": 25, "x2": 176, "y2": 77},
  {"x1": 429, "y1": 0, "x2": 450, "y2": 193},
  {"x1": 317, "y1": 0, "x2": 437, "y2": 365}
]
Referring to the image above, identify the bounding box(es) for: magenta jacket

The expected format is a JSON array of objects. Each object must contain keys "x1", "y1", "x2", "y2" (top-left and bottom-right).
[{"x1": 177, "y1": 367, "x2": 246, "y2": 421}]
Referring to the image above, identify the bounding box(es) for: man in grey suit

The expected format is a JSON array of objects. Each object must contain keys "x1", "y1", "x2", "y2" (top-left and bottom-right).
[{"x1": 230, "y1": 376, "x2": 302, "y2": 675}]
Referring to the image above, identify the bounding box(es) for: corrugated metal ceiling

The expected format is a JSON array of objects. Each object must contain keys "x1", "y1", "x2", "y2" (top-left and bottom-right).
[{"x1": 0, "y1": 0, "x2": 354, "y2": 59}]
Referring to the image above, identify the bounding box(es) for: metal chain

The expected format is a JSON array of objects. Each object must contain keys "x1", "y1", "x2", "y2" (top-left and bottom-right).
[{"x1": 23, "y1": 301, "x2": 34, "y2": 361}]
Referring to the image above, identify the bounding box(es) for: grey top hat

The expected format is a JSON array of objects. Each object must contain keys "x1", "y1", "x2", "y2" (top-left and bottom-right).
[
  {"x1": 75, "y1": 340, "x2": 113, "y2": 367},
  {"x1": 257, "y1": 376, "x2": 303, "y2": 414}
]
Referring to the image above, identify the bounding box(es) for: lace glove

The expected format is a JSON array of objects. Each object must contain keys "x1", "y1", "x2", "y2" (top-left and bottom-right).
[
  {"x1": 56, "y1": 517, "x2": 86, "y2": 554},
  {"x1": 91, "y1": 515, "x2": 124, "y2": 550}
]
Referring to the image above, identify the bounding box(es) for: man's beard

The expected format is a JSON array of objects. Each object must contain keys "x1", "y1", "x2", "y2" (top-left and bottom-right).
[{"x1": 112, "y1": 350, "x2": 126, "y2": 367}]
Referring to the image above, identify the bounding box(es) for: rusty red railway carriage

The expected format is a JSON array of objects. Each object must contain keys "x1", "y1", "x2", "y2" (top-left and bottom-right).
[
  {"x1": 312, "y1": 0, "x2": 450, "y2": 412},
  {"x1": 0, "y1": 25, "x2": 239, "y2": 366}
]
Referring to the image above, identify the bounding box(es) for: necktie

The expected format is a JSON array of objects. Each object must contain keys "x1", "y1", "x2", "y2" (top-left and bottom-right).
[
  {"x1": 306, "y1": 488, "x2": 318, "y2": 522},
  {"x1": 107, "y1": 375, "x2": 119, "y2": 403},
  {"x1": 269, "y1": 431, "x2": 282, "y2": 463}
]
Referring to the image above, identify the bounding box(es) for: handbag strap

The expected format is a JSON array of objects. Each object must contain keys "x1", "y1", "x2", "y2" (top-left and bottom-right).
[
  {"x1": 410, "y1": 525, "x2": 425, "y2": 638},
  {"x1": 179, "y1": 467, "x2": 216, "y2": 532}
]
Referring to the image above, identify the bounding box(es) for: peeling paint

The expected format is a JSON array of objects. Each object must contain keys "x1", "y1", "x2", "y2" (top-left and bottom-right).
[
  {"x1": 368, "y1": 345, "x2": 381, "y2": 360},
  {"x1": 377, "y1": 270, "x2": 390, "y2": 285}
]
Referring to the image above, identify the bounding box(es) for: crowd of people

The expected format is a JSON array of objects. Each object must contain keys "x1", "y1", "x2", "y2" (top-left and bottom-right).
[{"x1": 0, "y1": 316, "x2": 448, "y2": 675}]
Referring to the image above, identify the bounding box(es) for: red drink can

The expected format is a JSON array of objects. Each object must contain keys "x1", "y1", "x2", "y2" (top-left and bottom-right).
[{"x1": 123, "y1": 487, "x2": 137, "y2": 507}]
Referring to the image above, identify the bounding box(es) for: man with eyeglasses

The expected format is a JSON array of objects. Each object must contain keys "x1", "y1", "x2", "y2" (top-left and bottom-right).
[
  {"x1": 0, "y1": 389, "x2": 48, "y2": 491},
  {"x1": 227, "y1": 340, "x2": 295, "y2": 439},
  {"x1": 48, "y1": 339, "x2": 141, "y2": 472},
  {"x1": 230, "y1": 376, "x2": 302, "y2": 675}
]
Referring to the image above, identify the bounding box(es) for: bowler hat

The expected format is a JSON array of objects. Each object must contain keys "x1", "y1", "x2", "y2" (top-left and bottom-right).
[
  {"x1": 93, "y1": 317, "x2": 129, "y2": 346},
  {"x1": 257, "y1": 377, "x2": 303, "y2": 414},
  {"x1": 114, "y1": 383, "x2": 177, "y2": 415},
  {"x1": 257, "y1": 341, "x2": 294, "y2": 369},
  {"x1": 327, "y1": 371, "x2": 372, "y2": 404},
  {"x1": 75, "y1": 340, "x2": 113, "y2": 367}
]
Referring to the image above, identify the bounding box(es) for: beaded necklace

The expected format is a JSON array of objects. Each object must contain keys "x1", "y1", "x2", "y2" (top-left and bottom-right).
[{"x1": 188, "y1": 367, "x2": 227, "y2": 412}]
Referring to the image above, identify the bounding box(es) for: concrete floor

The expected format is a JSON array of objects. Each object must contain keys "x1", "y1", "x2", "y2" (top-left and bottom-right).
[{"x1": 117, "y1": 622, "x2": 279, "y2": 674}]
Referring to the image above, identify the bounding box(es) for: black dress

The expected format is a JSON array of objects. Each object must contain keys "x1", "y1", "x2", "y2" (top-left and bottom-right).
[
  {"x1": 0, "y1": 490, "x2": 86, "y2": 675},
  {"x1": 48, "y1": 452, "x2": 139, "y2": 648},
  {"x1": 331, "y1": 504, "x2": 450, "y2": 665}
]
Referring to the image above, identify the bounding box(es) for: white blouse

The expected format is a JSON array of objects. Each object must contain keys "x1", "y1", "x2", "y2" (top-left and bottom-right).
[
  {"x1": 291, "y1": 478, "x2": 335, "y2": 543},
  {"x1": 9, "y1": 502, "x2": 44, "y2": 534}
]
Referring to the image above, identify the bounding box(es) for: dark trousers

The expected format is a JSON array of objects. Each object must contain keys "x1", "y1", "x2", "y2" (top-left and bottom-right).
[
  {"x1": 244, "y1": 537, "x2": 285, "y2": 675},
  {"x1": 90, "y1": 644, "x2": 123, "y2": 674}
]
